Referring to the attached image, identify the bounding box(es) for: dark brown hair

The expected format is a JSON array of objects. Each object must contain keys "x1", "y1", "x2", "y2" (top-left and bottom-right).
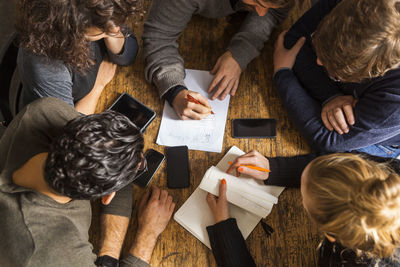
[{"x1": 16, "y1": 0, "x2": 142, "y2": 71}]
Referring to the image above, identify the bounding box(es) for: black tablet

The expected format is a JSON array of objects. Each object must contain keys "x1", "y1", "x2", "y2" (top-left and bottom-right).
[{"x1": 109, "y1": 93, "x2": 156, "y2": 133}]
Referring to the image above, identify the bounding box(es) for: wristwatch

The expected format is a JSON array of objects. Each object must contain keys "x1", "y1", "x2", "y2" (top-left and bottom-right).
[{"x1": 95, "y1": 255, "x2": 119, "y2": 267}]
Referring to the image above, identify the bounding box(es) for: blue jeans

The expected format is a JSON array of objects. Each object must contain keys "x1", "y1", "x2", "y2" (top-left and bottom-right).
[{"x1": 354, "y1": 144, "x2": 400, "y2": 159}]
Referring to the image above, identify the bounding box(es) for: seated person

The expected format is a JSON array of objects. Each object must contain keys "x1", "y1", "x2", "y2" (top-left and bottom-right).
[
  {"x1": 206, "y1": 150, "x2": 400, "y2": 266},
  {"x1": 16, "y1": 0, "x2": 139, "y2": 115},
  {"x1": 143, "y1": 0, "x2": 293, "y2": 120},
  {"x1": 0, "y1": 97, "x2": 175, "y2": 266},
  {"x1": 273, "y1": 0, "x2": 400, "y2": 156}
]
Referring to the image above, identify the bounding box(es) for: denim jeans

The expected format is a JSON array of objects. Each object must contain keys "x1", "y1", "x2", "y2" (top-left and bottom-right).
[{"x1": 354, "y1": 144, "x2": 400, "y2": 159}]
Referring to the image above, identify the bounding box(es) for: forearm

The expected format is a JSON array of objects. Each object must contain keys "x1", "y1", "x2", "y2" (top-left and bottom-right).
[
  {"x1": 229, "y1": 8, "x2": 289, "y2": 70},
  {"x1": 265, "y1": 154, "x2": 317, "y2": 187},
  {"x1": 142, "y1": 0, "x2": 195, "y2": 95},
  {"x1": 74, "y1": 84, "x2": 103, "y2": 115},
  {"x1": 284, "y1": 0, "x2": 340, "y2": 48},
  {"x1": 129, "y1": 231, "x2": 158, "y2": 264},
  {"x1": 98, "y1": 214, "x2": 130, "y2": 259},
  {"x1": 274, "y1": 69, "x2": 400, "y2": 152},
  {"x1": 207, "y1": 218, "x2": 256, "y2": 267},
  {"x1": 104, "y1": 33, "x2": 125, "y2": 55}
]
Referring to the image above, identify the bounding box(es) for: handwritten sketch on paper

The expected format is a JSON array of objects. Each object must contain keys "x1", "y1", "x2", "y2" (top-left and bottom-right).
[{"x1": 156, "y1": 69, "x2": 230, "y2": 152}]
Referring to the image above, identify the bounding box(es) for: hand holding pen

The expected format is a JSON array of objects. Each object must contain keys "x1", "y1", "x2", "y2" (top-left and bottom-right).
[
  {"x1": 226, "y1": 150, "x2": 270, "y2": 180},
  {"x1": 172, "y1": 89, "x2": 213, "y2": 120}
]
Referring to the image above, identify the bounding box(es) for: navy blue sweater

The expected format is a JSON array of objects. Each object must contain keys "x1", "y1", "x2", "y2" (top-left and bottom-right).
[{"x1": 277, "y1": 0, "x2": 400, "y2": 152}]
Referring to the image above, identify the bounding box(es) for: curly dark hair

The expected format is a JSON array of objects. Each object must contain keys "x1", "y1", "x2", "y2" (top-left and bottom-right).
[
  {"x1": 44, "y1": 110, "x2": 144, "y2": 199},
  {"x1": 16, "y1": 0, "x2": 142, "y2": 71}
]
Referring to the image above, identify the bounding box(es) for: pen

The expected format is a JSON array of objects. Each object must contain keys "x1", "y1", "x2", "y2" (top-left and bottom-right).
[
  {"x1": 186, "y1": 94, "x2": 215, "y2": 114},
  {"x1": 228, "y1": 161, "x2": 271, "y2": 172}
]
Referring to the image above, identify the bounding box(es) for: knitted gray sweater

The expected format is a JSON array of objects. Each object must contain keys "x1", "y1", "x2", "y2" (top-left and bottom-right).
[{"x1": 143, "y1": 0, "x2": 290, "y2": 97}]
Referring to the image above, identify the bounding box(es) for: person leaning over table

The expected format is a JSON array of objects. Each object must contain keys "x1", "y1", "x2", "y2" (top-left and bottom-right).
[
  {"x1": 142, "y1": 0, "x2": 293, "y2": 120},
  {"x1": 0, "y1": 97, "x2": 175, "y2": 267},
  {"x1": 206, "y1": 150, "x2": 400, "y2": 266},
  {"x1": 16, "y1": 0, "x2": 140, "y2": 115},
  {"x1": 273, "y1": 0, "x2": 400, "y2": 157}
]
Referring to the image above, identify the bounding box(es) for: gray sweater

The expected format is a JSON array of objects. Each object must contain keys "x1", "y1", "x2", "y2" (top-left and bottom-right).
[
  {"x1": 143, "y1": 0, "x2": 290, "y2": 97},
  {"x1": 0, "y1": 98, "x2": 148, "y2": 267}
]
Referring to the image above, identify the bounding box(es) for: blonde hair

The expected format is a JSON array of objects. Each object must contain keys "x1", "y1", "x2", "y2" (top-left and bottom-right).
[
  {"x1": 313, "y1": 0, "x2": 400, "y2": 83},
  {"x1": 305, "y1": 153, "x2": 400, "y2": 259}
]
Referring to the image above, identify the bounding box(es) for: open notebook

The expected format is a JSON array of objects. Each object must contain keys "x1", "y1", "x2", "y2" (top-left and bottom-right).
[{"x1": 174, "y1": 146, "x2": 285, "y2": 248}]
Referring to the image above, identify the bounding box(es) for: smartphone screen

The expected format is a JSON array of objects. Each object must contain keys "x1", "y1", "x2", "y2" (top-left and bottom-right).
[
  {"x1": 109, "y1": 93, "x2": 156, "y2": 133},
  {"x1": 166, "y1": 146, "x2": 190, "y2": 188},
  {"x1": 134, "y1": 149, "x2": 165, "y2": 188},
  {"x1": 232, "y1": 118, "x2": 277, "y2": 138}
]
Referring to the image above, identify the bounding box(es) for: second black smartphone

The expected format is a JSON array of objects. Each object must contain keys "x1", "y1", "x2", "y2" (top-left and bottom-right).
[
  {"x1": 232, "y1": 118, "x2": 277, "y2": 138},
  {"x1": 166, "y1": 146, "x2": 190, "y2": 188},
  {"x1": 134, "y1": 149, "x2": 165, "y2": 188},
  {"x1": 109, "y1": 93, "x2": 156, "y2": 133}
]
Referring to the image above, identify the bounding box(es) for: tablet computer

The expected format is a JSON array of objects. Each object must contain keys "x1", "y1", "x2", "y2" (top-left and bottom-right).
[{"x1": 109, "y1": 93, "x2": 156, "y2": 133}]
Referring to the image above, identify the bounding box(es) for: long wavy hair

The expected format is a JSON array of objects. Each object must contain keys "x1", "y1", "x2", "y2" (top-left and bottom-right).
[
  {"x1": 16, "y1": 0, "x2": 142, "y2": 71},
  {"x1": 306, "y1": 153, "x2": 400, "y2": 260}
]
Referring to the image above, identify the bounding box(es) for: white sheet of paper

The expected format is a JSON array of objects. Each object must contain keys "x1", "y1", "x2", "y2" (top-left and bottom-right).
[
  {"x1": 156, "y1": 69, "x2": 230, "y2": 152},
  {"x1": 174, "y1": 187, "x2": 262, "y2": 249},
  {"x1": 174, "y1": 146, "x2": 286, "y2": 248},
  {"x1": 199, "y1": 166, "x2": 276, "y2": 218}
]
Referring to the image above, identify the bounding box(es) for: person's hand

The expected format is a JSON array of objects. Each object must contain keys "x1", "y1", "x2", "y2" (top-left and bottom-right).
[
  {"x1": 136, "y1": 186, "x2": 175, "y2": 240},
  {"x1": 130, "y1": 186, "x2": 175, "y2": 263},
  {"x1": 206, "y1": 179, "x2": 229, "y2": 223},
  {"x1": 226, "y1": 150, "x2": 270, "y2": 180},
  {"x1": 172, "y1": 89, "x2": 213, "y2": 120},
  {"x1": 321, "y1": 95, "x2": 357, "y2": 134},
  {"x1": 208, "y1": 51, "x2": 242, "y2": 100},
  {"x1": 273, "y1": 31, "x2": 306, "y2": 74},
  {"x1": 94, "y1": 60, "x2": 117, "y2": 89}
]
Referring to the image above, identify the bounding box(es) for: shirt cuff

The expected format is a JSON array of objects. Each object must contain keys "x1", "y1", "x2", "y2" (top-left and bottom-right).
[
  {"x1": 321, "y1": 93, "x2": 344, "y2": 106},
  {"x1": 162, "y1": 85, "x2": 187, "y2": 107},
  {"x1": 273, "y1": 67, "x2": 293, "y2": 78},
  {"x1": 106, "y1": 30, "x2": 138, "y2": 66}
]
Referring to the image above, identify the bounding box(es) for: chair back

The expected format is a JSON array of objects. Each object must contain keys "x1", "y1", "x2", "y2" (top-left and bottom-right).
[{"x1": 0, "y1": 32, "x2": 18, "y2": 126}]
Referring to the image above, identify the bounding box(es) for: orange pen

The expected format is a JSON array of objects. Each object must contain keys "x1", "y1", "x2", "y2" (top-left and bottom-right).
[
  {"x1": 228, "y1": 161, "x2": 271, "y2": 172},
  {"x1": 186, "y1": 95, "x2": 214, "y2": 114}
]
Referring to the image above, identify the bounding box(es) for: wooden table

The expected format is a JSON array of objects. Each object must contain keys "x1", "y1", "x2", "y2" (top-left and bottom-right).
[{"x1": 90, "y1": 1, "x2": 320, "y2": 266}]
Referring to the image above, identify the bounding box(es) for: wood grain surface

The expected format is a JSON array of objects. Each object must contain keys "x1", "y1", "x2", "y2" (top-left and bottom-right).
[{"x1": 90, "y1": 1, "x2": 321, "y2": 266}]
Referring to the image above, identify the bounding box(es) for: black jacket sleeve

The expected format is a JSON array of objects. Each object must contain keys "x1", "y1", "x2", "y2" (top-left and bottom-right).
[
  {"x1": 264, "y1": 154, "x2": 317, "y2": 188},
  {"x1": 283, "y1": 0, "x2": 342, "y2": 104},
  {"x1": 207, "y1": 218, "x2": 256, "y2": 267}
]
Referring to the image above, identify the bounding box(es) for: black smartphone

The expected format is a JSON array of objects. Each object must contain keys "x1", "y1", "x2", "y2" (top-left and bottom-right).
[
  {"x1": 134, "y1": 149, "x2": 165, "y2": 188},
  {"x1": 166, "y1": 146, "x2": 190, "y2": 188},
  {"x1": 232, "y1": 118, "x2": 277, "y2": 138},
  {"x1": 109, "y1": 93, "x2": 156, "y2": 133}
]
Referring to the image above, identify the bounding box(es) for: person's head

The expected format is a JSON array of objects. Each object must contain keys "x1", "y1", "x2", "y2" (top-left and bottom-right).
[
  {"x1": 313, "y1": 0, "x2": 400, "y2": 82},
  {"x1": 240, "y1": 0, "x2": 293, "y2": 16},
  {"x1": 301, "y1": 153, "x2": 400, "y2": 259},
  {"x1": 44, "y1": 110, "x2": 144, "y2": 200},
  {"x1": 16, "y1": 0, "x2": 142, "y2": 71}
]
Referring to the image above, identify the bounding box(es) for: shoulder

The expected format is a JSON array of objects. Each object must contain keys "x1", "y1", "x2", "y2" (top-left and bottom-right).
[
  {"x1": 17, "y1": 98, "x2": 81, "y2": 134},
  {"x1": 18, "y1": 48, "x2": 71, "y2": 82}
]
